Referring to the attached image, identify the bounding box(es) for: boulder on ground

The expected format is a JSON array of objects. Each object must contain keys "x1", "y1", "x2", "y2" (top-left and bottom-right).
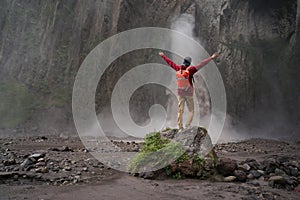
[{"x1": 128, "y1": 126, "x2": 218, "y2": 179}]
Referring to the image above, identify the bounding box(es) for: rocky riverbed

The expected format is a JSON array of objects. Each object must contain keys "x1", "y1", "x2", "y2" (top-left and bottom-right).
[{"x1": 0, "y1": 135, "x2": 300, "y2": 200}]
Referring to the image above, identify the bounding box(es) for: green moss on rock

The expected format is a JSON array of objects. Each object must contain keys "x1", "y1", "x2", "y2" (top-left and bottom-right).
[
  {"x1": 128, "y1": 127, "x2": 219, "y2": 179},
  {"x1": 128, "y1": 131, "x2": 186, "y2": 173}
]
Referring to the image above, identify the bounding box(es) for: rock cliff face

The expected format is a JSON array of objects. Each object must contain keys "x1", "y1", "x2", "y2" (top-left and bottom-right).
[
  {"x1": 196, "y1": 0, "x2": 300, "y2": 134},
  {"x1": 0, "y1": 0, "x2": 299, "y2": 136}
]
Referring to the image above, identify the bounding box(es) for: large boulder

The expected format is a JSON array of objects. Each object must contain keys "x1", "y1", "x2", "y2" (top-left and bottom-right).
[{"x1": 128, "y1": 126, "x2": 218, "y2": 179}]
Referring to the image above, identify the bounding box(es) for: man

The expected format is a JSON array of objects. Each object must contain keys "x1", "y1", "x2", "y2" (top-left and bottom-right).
[{"x1": 159, "y1": 51, "x2": 218, "y2": 129}]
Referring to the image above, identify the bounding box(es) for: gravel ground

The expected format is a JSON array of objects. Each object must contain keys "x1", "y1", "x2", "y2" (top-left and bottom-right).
[{"x1": 0, "y1": 135, "x2": 300, "y2": 200}]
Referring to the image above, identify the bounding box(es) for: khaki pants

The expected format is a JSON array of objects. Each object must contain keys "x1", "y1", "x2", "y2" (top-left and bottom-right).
[{"x1": 178, "y1": 96, "x2": 194, "y2": 129}]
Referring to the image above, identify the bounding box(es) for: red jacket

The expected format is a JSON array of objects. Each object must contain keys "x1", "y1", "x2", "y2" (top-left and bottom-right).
[{"x1": 161, "y1": 54, "x2": 212, "y2": 96}]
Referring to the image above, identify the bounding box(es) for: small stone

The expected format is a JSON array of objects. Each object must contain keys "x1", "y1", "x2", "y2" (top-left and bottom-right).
[
  {"x1": 234, "y1": 170, "x2": 247, "y2": 182},
  {"x1": 35, "y1": 162, "x2": 46, "y2": 167},
  {"x1": 247, "y1": 173, "x2": 254, "y2": 180},
  {"x1": 37, "y1": 158, "x2": 45, "y2": 162},
  {"x1": 71, "y1": 160, "x2": 76, "y2": 165},
  {"x1": 224, "y1": 176, "x2": 236, "y2": 182},
  {"x1": 63, "y1": 166, "x2": 72, "y2": 171},
  {"x1": 82, "y1": 167, "x2": 88, "y2": 172},
  {"x1": 238, "y1": 163, "x2": 251, "y2": 172},
  {"x1": 289, "y1": 167, "x2": 298, "y2": 177},
  {"x1": 275, "y1": 168, "x2": 286, "y2": 176},
  {"x1": 35, "y1": 167, "x2": 49, "y2": 173},
  {"x1": 61, "y1": 146, "x2": 72, "y2": 152},
  {"x1": 52, "y1": 166, "x2": 59, "y2": 172},
  {"x1": 143, "y1": 172, "x2": 155, "y2": 179},
  {"x1": 20, "y1": 158, "x2": 35, "y2": 169},
  {"x1": 29, "y1": 153, "x2": 45, "y2": 159},
  {"x1": 3, "y1": 159, "x2": 16, "y2": 166},
  {"x1": 216, "y1": 158, "x2": 237, "y2": 176},
  {"x1": 41, "y1": 136, "x2": 47, "y2": 140},
  {"x1": 74, "y1": 175, "x2": 80, "y2": 179},
  {"x1": 62, "y1": 181, "x2": 68, "y2": 185},
  {"x1": 268, "y1": 176, "x2": 286, "y2": 186},
  {"x1": 249, "y1": 170, "x2": 261, "y2": 179},
  {"x1": 13, "y1": 167, "x2": 19, "y2": 171},
  {"x1": 257, "y1": 170, "x2": 265, "y2": 175},
  {"x1": 13, "y1": 174, "x2": 18, "y2": 181}
]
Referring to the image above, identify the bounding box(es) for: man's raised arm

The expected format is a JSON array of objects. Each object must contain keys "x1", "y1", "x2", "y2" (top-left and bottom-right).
[
  {"x1": 159, "y1": 52, "x2": 181, "y2": 71},
  {"x1": 194, "y1": 53, "x2": 218, "y2": 70}
]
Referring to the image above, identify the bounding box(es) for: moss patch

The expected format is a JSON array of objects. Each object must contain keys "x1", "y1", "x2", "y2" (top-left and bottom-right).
[
  {"x1": 0, "y1": 80, "x2": 32, "y2": 128},
  {"x1": 128, "y1": 129, "x2": 219, "y2": 179},
  {"x1": 128, "y1": 131, "x2": 186, "y2": 173}
]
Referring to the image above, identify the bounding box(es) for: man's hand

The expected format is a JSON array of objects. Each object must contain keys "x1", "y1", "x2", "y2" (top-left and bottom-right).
[
  {"x1": 211, "y1": 53, "x2": 218, "y2": 59},
  {"x1": 159, "y1": 52, "x2": 164, "y2": 56}
]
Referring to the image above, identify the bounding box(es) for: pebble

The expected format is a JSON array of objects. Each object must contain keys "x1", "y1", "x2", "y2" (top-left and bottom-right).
[
  {"x1": 38, "y1": 158, "x2": 45, "y2": 162},
  {"x1": 63, "y1": 166, "x2": 72, "y2": 171},
  {"x1": 247, "y1": 173, "x2": 254, "y2": 180},
  {"x1": 257, "y1": 170, "x2": 264, "y2": 175},
  {"x1": 13, "y1": 174, "x2": 18, "y2": 181},
  {"x1": 36, "y1": 162, "x2": 46, "y2": 167},
  {"x1": 238, "y1": 163, "x2": 251, "y2": 172},
  {"x1": 224, "y1": 176, "x2": 236, "y2": 182},
  {"x1": 35, "y1": 167, "x2": 49, "y2": 173},
  {"x1": 234, "y1": 170, "x2": 247, "y2": 182},
  {"x1": 29, "y1": 153, "x2": 45, "y2": 159},
  {"x1": 268, "y1": 176, "x2": 286, "y2": 186},
  {"x1": 82, "y1": 167, "x2": 88, "y2": 172},
  {"x1": 289, "y1": 166, "x2": 298, "y2": 176},
  {"x1": 20, "y1": 158, "x2": 35, "y2": 169},
  {"x1": 249, "y1": 170, "x2": 261, "y2": 179},
  {"x1": 275, "y1": 168, "x2": 286, "y2": 176}
]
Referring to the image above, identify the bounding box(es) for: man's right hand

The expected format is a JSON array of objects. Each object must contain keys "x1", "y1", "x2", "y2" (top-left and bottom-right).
[{"x1": 159, "y1": 52, "x2": 164, "y2": 56}]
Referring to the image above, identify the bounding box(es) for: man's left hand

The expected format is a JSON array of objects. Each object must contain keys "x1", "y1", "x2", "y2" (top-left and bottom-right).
[{"x1": 211, "y1": 53, "x2": 218, "y2": 59}]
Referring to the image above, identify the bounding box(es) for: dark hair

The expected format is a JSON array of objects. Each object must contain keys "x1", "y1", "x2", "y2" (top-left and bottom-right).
[{"x1": 183, "y1": 57, "x2": 192, "y2": 66}]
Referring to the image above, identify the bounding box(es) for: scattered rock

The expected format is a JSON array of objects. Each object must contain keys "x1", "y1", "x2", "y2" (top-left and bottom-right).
[
  {"x1": 247, "y1": 173, "x2": 254, "y2": 180},
  {"x1": 49, "y1": 146, "x2": 73, "y2": 152},
  {"x1": 249, "y1": 170, "x2": 261, "y2": 179},
  {"x1": 63, "y1": 166, "x2": 72, "y2": 171},
  {"x1": 217, "y1": 158, "x2": 237, "y2": 176},
  {"x1": 268, "y1": 176, "x2": 286, "y2": 187},
  {"x1": 224, "y1": 176, "x2": 236, "y2": 182},
  {"x1": 20, "y1": 158, "x2": 35, "y2": 169},
  {"x1": 61, "y1": 146, "x2": 73, "y2": 152},
  {"x1": 29, "y1": 153, "x2": 45, "y2": 160},
  {"x1": 35, "y1": 167, "x2": 49, "y2": 173},
  {"x1": 37, "y1": 158, "x2": 45, "y2": 162},
  {"x1": 238, "y1": 163, "x2": 251, "y2": 172},
  {"x1": 288, "y1": 166, "x2": 299, "y2": 177},
  {"x1": 234, "y1": 170, "x2": 247, "y2": 182},
  {"x1": 3, "y1": 159, "x2": 16, "y2": 166},
  {"x1": 275, "y1": 168, "x2": 288, "y2": 178},
  {"x1": 141, "y1": 172, "x2": 156, "y2": 179},
  {"x1": 82, "y1": 167, "x2": 88, "y2": 172},
  {"x1": 257, "y1": 170, "x2": 265, "y2": 175}
]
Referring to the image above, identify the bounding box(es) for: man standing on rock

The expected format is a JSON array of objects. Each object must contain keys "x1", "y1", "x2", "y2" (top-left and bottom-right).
[{"x1": 159, "y1": 51, "x2": 218, "y2": 130}]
